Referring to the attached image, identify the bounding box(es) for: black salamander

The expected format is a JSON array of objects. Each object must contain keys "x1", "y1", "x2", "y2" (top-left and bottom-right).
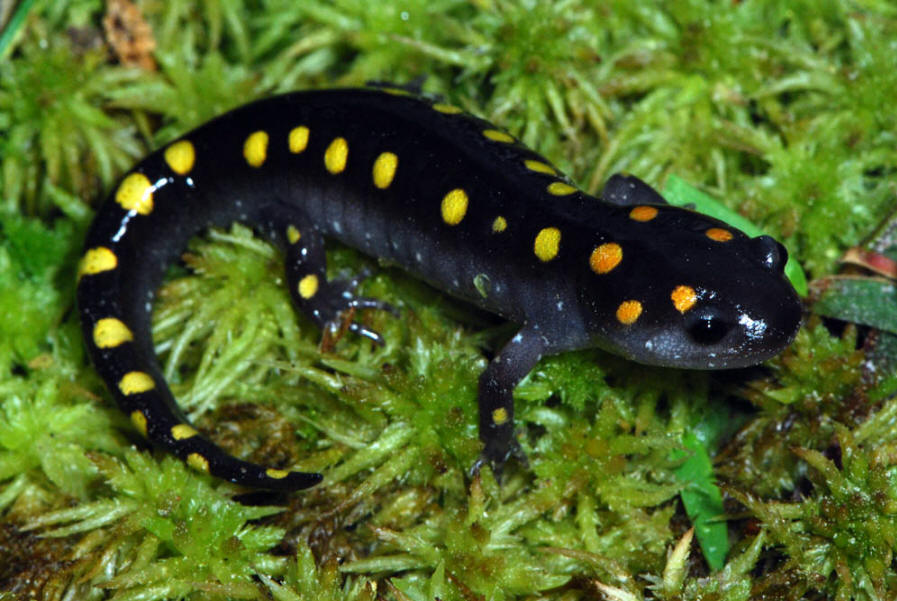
[{"x1": 77, "y1": 88, "x2": 802, "y2": 490}]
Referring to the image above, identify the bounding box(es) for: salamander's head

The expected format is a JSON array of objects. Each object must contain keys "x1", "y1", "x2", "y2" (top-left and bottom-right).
[{"x1": 579, "y1": 190, "x2": 802, "y2": 369}]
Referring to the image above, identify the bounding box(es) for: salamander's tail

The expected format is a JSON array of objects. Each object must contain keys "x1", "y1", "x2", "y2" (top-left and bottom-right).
[
  {"x1": 115, "y1": 368, "x2": 323, "y2": 491},
  {"x1": 79, "y1": 280, "x2": 322, "y2": 491}
]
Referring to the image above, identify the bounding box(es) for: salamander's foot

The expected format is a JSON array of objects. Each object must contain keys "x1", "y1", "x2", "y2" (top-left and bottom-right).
[
  {"x1": 469, "y1": 436, "x2": 527, "y2": 480},
  {"x1": 316, "y1": 272, "x2": 397, "y2": 350}
]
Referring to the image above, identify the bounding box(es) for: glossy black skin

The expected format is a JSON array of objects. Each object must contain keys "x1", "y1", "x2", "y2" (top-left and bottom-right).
[{"x1": 77, "y1": 88, "x2": 802, "y2": 490}]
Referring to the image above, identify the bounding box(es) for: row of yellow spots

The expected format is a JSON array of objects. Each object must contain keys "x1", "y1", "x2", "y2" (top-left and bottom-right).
[
  {"x1": 126, "y1": 393, "x2": 288, "y2": 479},
  {"x1": 127, "y1": 409, "x2": 208, "y2": 478},
  {"x1": 435, "y1": 130, "x2": 569, "y2": 261},
  {"x1": 80, "y1": 133, "x2": 313, "y2": 484},
  {"x1": 284, "y1": 224, "x2": 320, "y2": 301},
  {"x1": 477, "y1": 125, "x2": 579, "y2": 199},
  {"x1": 112, "y1": 140, "x2": 194, "y2": 215},
  {"x1": 233, "y1": 109, "x2": 576, "y2": 265},
  {"x1": 242, "y1": 126, "x2": 402, "y2": 193},
  {"x1": 430, "y1": 98, "x2": 572, "y2": 195},
  {"x1": 115, "y1": 140, "x2": 200, "y2": 215}
]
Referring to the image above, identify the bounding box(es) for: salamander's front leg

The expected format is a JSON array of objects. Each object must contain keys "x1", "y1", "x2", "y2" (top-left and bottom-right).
[
  {"x1": 474, "y1": 323, "x2": 546, "y2": 475},
  {"x1": 282, "y1": 223, "x2": 392, "y2": 346}
]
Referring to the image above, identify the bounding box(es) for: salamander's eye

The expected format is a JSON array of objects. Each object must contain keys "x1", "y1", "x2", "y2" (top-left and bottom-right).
[
  {"x1": 750, "y1": 235, "x2": 788, "y2": 273},
  {"x1": 686, "y1": 311, "x2": 731, "y2": 345}
]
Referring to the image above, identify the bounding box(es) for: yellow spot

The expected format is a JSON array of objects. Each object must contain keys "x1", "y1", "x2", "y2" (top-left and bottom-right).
[
  {"x1": 324, "y1": 137, "x2": 349, "y2": 174},
  {"x1": 382, "y1": 87, "x2": 411, "y2": 96},
  {"x1": 492, "y1": 407, "x2": 508, "y2": 426},
  {"x1": 483, "y1": 129, "x2": 515, "y2": 143},
  {"x1": 298, "y1": 274, "x2": 319, "y2": 299},
  {"x1": 266, "y1": 468, "x2": 289, "y2": 479},
  {"x1": 372, "y1": 151, "x2": 398, "y2": 189},
  {"x1": 616, "y1": 300, "x2": 643, "y2": 325},
  {"x1": 441, "y1": 188, "x2": 468, "y2": 226},
  {"x1": 706, "y1": 227, "x2": 733, "y2": 242},
  {"x1": 187, "y1": 453, "x2": 210, "y2": 473},
  {"x1": 115, "y1": 173, "x2": 154, "y2": 215},
  {"x1": 78, "y1": 247, "x2": 118, "y2": 279},
  {"x1": 163, "y1": 140, "x2": 195, "y2": 175},
  {"x1": 93, "y1": 318, "x2": 134, "y2": 349},
  {"x1": 119, "y1": 371, "x2": 155, "y2": 395},
  {"x1": 171, "y1": 424, "x2": 198, "y2": 440},
  {"x1": 433, "y1": 103, "x2": 462, "y2": 114},
  {"x1": 629, "y1": 206, "x2": 658, "y2": 222},
  {"x1": 289, "y1": 126, "x2": 310, "y2": 153},
  {"x1": 524, "y1": 160, "x2": 557, "y2": 175},
  {"x1": 243, "y1": 130, "x2": 269, "y2": 168},
  {"x1": 130, "y1": 410, "x2": 148, "y2": 437},
  {"x1": 671, "y1": 285, "x2": 698, "y2": 313},
  {"x1": 547, "y1": 182, "x2": 577, "y2": 196},
  {"x1": 287, "y1": 225, "x2": 301, "y2": 245},
  {"x1": 492, "y1": 216, "x2": 507, "y2": 233},
  {"x1": 534, "y1": 227, "x2": 561, "y2": 262},
  {"x1": 589, "y1": 243, "x2": 623, "y2": 274}
]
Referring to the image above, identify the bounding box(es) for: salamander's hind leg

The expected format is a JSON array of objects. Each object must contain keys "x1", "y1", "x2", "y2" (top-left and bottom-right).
[{"x1": 281, "y1": 223, "x2": 394, "y2": 348}]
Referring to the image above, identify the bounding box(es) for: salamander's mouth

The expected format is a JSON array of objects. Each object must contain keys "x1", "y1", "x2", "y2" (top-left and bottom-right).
[{"x1": 628, "y1": 298, "x2": 803, "y2": 370}]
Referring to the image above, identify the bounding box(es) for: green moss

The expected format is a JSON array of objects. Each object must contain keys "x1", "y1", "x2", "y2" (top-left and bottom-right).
[
  {"x1": 0, "y1": 370, "x2": 119, "y2": 501},
  {"x1": 719, "y1": 320, "x2": 864, "y2": 497},
  {"x1": 21, "y1": 449, "x2": 288, "y2": 598},
  {"x1": 0, "y1": 32, "x2": 143, "y2": 216},
  {"x1": 737, "y1": 427, "x2": 897, "y2": 600},
  {"x1": 3, "y1": 0, "x2": 897, "y2": 598}
]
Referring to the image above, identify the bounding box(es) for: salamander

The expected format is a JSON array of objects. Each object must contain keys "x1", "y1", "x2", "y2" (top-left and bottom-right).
[{"x1": 77, "y1": 87, "x2": 802, "y2": 490}]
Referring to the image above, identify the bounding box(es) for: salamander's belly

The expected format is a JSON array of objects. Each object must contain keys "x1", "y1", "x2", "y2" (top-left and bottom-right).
[{"x1": 77, "y1": 87, "x2": 802, "y2": 490}]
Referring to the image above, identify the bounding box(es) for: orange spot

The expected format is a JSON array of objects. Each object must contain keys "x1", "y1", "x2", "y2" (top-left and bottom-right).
[
  {"x1": 616, "y1": 300, "x2": 643, "y2": 325},
  {"x1": 706, "y1": 228, "x2": 733, "y2": 242},
  {"x1": 671, "y1": 285, "x2": 698, "y2": 313},
  {"x1": 589, "y1": 243, "x2": 622, "y2": 274},
  {"x1": 629, "y1": 206, "x2": 658, "y2": 222}
]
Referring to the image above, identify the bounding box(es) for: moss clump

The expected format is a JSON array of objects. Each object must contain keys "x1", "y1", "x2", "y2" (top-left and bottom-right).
[{"x1": 3, "y1": 1, "x2": 897, "y2": 599}]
